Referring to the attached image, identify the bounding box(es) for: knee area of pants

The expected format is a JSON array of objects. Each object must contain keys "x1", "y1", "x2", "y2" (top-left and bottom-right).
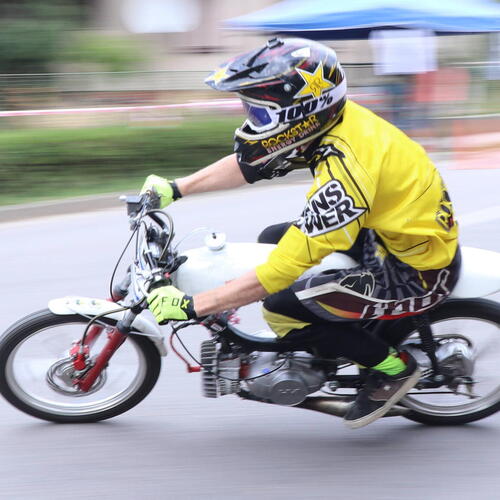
[
  {"x1": 262, "y1": 295, "x2": 276, "y2": 311},
  {"x1": 257, "y1": 222, "x2": 290, "y2": 244},
  {"x1": 258, "y1": 227, "x2": 279, "y2": 244}
]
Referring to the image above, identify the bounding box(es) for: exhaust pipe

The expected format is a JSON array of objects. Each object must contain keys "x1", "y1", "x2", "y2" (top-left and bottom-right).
[{"x1": 296, "y1": 396, "x2": 410, "y2": 418}]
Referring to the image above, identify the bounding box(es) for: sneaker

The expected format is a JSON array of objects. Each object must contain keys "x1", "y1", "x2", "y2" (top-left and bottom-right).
[{"x1": 344, "y1": 352, "x2": 421, "y2": 429}]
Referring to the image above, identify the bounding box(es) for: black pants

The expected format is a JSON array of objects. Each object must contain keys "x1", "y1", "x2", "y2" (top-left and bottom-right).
[{"x1": 258, "y1": 222, "x2": 460, "y2": 367}]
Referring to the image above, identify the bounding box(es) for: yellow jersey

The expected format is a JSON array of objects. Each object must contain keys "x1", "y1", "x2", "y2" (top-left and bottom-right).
[{"x1": 256, "y1": 100, "x2": 459, "y2": 295}]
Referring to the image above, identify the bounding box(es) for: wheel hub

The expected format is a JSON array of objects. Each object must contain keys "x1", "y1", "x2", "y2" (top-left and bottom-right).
[{"x1": 46, "y1": 357, "x2": 106, "y2": 396}]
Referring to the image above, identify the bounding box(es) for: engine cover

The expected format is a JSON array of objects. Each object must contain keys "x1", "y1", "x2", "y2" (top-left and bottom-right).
[{"x1": 245, "y1": 352, "x2": 326, "y2": 406}]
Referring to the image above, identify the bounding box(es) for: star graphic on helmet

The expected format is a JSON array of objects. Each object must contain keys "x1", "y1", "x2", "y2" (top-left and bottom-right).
[
  {"x1": 206, "y1": 65, "x2": 229, "y2": 84},
  {"x1": 294, "y1": 62, "x2": 334, "y2": 99}
]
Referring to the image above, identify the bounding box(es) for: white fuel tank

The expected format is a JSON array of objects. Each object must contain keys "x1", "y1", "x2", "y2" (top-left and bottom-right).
[
  {"x1": 172, "y1": 233, "x2": 358, "y2": 296},
  {"x1": 172, "y1": 236, "x2": 275, "y2": 296}
]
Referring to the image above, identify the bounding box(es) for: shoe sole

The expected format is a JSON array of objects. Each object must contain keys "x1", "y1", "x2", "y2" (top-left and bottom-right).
[{"x1": 344, "y1": 368, "x2": 421, "y2": 430}]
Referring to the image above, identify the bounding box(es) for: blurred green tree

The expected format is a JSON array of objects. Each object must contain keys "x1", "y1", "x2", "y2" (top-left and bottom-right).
[
  {"x1": 0, "y1": 1, "x2": 145, "y2": 74},
  {"x1": 60, "y1": 32, "x2": 147, "y2": 72},
  {"x1": 0, "y1": 1, "x2": 84, "y2": 73}
]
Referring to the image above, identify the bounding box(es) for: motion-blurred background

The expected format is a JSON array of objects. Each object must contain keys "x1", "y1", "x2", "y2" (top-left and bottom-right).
[{"x1": 0, "y1": 0, "x2": 498, "y2": 205}]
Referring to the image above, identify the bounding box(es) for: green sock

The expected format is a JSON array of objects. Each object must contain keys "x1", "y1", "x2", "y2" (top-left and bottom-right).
[{"x1": 372, "y1": 353, "x2": 406, "y2": 376}]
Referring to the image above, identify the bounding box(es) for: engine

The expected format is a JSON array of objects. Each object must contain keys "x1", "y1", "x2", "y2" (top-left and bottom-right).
[
  {"x1": 200, "y1": 340, "x2": 326, "y2": 406},
  {"x1": 244, "y1": 351, "x2": 327, "y2": 405}
]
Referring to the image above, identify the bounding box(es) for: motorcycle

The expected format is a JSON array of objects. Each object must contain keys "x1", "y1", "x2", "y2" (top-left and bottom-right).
[{"x1": 1, "y1": 192, "x2": 500, "y2": 426}]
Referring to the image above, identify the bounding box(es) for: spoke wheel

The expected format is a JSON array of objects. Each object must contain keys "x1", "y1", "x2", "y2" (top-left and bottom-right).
[
  {"x1": 0, "y1": 309, "x2": 161, "y2": 423},
  {"x1": 394, "y1": 299, "x2": 500, "y2": 425}
]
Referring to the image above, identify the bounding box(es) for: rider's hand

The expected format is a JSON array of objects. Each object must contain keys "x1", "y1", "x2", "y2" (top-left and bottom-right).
[
  {"x1": 141, "y1": 175, "x2": 182, "y2": 209},
  {"x1": 147, "y1": 285, "x2": 196, "y2": 323}
]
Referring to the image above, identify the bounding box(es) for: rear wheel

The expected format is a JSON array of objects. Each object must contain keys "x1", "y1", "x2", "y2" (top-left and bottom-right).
[
  {"x1": 0, "y1": 309, "x2": 161, "y2": 423},
  {"x1": 394, "y1": 299, "x2": 500, "y2": 425}
]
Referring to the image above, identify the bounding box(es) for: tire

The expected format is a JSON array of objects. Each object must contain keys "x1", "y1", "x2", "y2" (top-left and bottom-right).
[
  {"x1": 0, "y1": 309, "x2": 162, "y2": 423},
  {"x1": 392, "y1": 299, "x2": 500, "y2": 425}
]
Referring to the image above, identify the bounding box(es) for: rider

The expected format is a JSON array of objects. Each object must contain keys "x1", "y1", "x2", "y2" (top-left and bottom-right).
[{"x1": 142, "y1": 38, "x2": 461, "y2": 429}]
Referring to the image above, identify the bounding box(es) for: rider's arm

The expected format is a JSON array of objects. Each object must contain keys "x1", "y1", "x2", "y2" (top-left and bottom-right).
[
  {"x1": 255, "y1": 223, "x2": 362, "y2": 294},
  {"x1": 193, "y1": 269, "x2": 267, "y2": 316},
  {"x1": 175, "y1": 153, "x2": 247, "y2": 197}
]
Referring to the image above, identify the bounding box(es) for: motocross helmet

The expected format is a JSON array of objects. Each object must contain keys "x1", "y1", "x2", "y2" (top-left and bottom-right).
[{"x1": 205, "y1": 37, "x2": 347, "y2": 182}]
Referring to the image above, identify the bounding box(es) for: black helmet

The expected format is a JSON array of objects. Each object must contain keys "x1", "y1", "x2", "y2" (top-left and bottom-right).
[{"x1": 205, "y1": 37, "x2": 347, "y2": 181}]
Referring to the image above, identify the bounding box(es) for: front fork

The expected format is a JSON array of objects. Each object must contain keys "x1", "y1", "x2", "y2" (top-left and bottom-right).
[
  {"x1": 72, "y1": 306, "x2": 141, "y2": 393},
  {"x1": 70, "y1": 324, "x2": 105, "y2": 370}
]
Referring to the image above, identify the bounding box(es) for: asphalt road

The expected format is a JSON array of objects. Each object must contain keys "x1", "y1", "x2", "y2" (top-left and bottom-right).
[{"x1": 0, "y1": 166, "x2": 500, "y2": 500}]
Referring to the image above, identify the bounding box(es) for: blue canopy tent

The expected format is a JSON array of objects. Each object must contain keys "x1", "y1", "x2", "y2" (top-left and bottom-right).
[{"x1": 225, "y1": 0, "x2": 500, "y2": 39}]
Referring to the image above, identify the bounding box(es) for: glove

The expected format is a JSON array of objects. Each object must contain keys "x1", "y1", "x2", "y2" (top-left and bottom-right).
[
  {"x1": 147, "y1": 285, "x2": 196, "y2": 323},
  {"x1": 141, "y1": 175, "x2": 182, "y2": 209}
]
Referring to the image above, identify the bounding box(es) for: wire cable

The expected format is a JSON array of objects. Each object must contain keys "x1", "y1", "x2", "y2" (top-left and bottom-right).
[
  {"x1": 78, "y1": 304, "x2": 130, "y2": 348},
  {"x1": 108, "y1": 223, "x2": 140, "y2": 301}
]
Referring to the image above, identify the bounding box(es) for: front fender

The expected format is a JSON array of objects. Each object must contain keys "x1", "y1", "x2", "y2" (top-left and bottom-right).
[{"x1": 48, "y1": 296, "x2": 167, "y2": 356}]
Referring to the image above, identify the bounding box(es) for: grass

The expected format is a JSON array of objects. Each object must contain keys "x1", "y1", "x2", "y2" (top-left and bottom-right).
[{"x1": 0, "y1": 116, "x2": 241, "y2": 205}]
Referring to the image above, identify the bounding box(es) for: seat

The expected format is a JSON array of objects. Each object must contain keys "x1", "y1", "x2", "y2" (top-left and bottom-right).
[{"x1": 451, "y1": 246, "x2": 500, "y2": 298}]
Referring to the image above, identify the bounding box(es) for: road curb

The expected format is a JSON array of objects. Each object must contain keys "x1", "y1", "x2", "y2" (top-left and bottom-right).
[
  {"x1": 0, "y1": 193, "x2": 126, "y2": 224},
  {"x1": 0, "y1": 170, "x2": 313, "y2": 224}
]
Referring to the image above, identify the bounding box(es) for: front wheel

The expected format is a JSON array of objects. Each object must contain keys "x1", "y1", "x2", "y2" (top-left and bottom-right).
[
  {"x1": 0, "y1": 309, "x2": 162, "y2": 423},
  {"x1": 392, "y1": 299, "x2": 500, "y2": 425}
]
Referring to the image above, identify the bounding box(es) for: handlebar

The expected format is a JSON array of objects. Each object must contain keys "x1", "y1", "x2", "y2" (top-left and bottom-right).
[
  {"x1": 122, "y1": 192, "x2": 161, "y2": 217},
  {"x1": 114, "y1": 192, "x2": 181, "y2": 306}
]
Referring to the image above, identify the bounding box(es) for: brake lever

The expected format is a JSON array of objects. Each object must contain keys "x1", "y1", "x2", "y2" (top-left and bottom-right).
[{"x1": 145, "y1": 191, "x2": 161, "y2": 210}]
